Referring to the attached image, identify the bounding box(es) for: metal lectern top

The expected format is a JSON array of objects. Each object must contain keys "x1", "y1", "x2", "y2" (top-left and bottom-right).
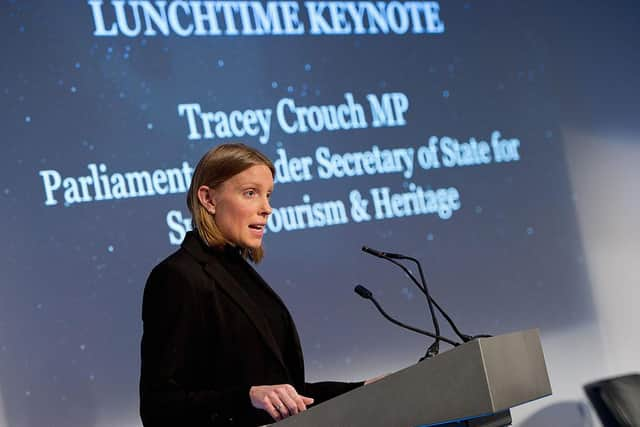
[{"x1": 271, "y1": 328, "x2": 552, "y2": 427}]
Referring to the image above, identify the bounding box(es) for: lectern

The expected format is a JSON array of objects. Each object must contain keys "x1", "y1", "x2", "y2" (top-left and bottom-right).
[{"x1": 272, "y1": 329, "x2": 551, "y2": 427}]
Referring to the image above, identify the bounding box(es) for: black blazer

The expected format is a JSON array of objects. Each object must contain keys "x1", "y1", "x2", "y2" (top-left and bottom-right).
[{"x1": 140, "y1": 231, "x2": 361, "y2": 427}]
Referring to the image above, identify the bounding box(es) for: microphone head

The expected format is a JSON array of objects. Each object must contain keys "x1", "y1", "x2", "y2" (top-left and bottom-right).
[
  {"x1": 354, "y1": 284, "x2": 373, "y2": 299},
  {"x1": 361, "y1": 245, "x2": 404, "y2": 259},
  {"x1": 361, "y1": 246, "x2": 384, "y2": 257}
]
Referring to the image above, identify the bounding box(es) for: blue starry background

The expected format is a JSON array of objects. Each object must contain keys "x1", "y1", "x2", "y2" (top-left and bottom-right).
[{"x1": 1, "y1": 1, "x2": 639, "y2": 426}]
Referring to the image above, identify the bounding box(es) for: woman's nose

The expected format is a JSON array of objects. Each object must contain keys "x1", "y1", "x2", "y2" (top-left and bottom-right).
[{"x1": 261, "y1": 197, "x2": 272, "y2": 216}]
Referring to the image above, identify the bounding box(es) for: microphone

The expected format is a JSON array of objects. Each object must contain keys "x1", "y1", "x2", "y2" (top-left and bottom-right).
[
  {"x1": 354, "y1": 284, "x2": 460, "y2": 347},
  {"x1": 362, "y1": 246, "x2": 490, "y2": 345},
  {"x1": 354, "y1": 284, "x2": 373, "y2": 299},
  {"x1": 363, "y1": 245, "x2": 443, "y2": 356}
]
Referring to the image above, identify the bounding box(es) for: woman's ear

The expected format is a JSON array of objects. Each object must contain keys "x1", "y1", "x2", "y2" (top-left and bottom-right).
[{"x1": 197, "y1": 185, "x2": 216, "y2": 215}]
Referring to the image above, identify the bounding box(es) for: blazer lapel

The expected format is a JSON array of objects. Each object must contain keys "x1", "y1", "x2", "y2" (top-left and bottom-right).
[
  {"x1": 181, "y1": 232, "x2": 289, "y2": 374},
  {"x1": 240, "y1": 261, "x2": 306, "y2": 378}
]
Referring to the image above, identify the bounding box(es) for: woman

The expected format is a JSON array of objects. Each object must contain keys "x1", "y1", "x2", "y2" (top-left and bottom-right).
[{"x1": 140, "y1": 143, "x2": 366, "y2": 427}]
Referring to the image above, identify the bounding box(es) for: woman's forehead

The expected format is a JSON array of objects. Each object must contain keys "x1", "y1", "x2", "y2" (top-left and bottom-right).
[{"x1": 225, "y1": 164, "x2": 274, "y2": 186}]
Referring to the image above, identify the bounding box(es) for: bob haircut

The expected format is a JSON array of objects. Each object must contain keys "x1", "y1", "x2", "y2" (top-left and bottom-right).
[{"x1": 187, "y1": 143, "x2": 275, "y2": 262}]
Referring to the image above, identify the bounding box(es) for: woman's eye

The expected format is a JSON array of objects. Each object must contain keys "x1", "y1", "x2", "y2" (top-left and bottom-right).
[{"x1": 245, "y1": 190, "x2": 256, "y2": 197}]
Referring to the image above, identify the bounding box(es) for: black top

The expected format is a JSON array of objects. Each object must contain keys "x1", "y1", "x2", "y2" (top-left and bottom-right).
[
  {"x1": 219, "y1": 245, "x2": 293, "y2": 368},
  {"x1": 140, "y1": 231, "x2": 362, "y2": 427}
]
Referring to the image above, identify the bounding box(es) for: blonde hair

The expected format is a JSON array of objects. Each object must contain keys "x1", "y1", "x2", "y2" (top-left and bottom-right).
[{"x1": 187, "y1": 143, "x2": 275, "y2": 262}]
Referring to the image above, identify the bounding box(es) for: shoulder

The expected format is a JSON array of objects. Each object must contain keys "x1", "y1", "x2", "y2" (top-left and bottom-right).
[
  {"x1": 144, "y1": 234, "x2": 229, "y2": 299},
  {"x1": 145, "y1": 245, "x2": 190, "y2": 282},
  {"x1": 146, "y1": 231, "x2": 219, "y2": 285},
  {"x1": 150, "y1": 246, "x2": 199, "y2": 279},
  {"x1": 142, "y1": 246, "x2": 213, "y2": 323}
]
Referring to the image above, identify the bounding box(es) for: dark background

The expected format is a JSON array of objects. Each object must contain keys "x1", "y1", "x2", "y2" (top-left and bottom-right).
[{"x1": 1, "y1": 1, "x2": 639, "y2": 426}]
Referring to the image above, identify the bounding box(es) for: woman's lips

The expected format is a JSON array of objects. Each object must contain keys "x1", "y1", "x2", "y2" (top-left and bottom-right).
[{"x1": 249, "y1": 224, "x2": 266, "y2": 235}]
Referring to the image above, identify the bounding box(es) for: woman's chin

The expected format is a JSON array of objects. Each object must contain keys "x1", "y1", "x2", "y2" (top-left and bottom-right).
[{"x1": 244, "y1": 238, "x2": 263, "y2": 250}]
